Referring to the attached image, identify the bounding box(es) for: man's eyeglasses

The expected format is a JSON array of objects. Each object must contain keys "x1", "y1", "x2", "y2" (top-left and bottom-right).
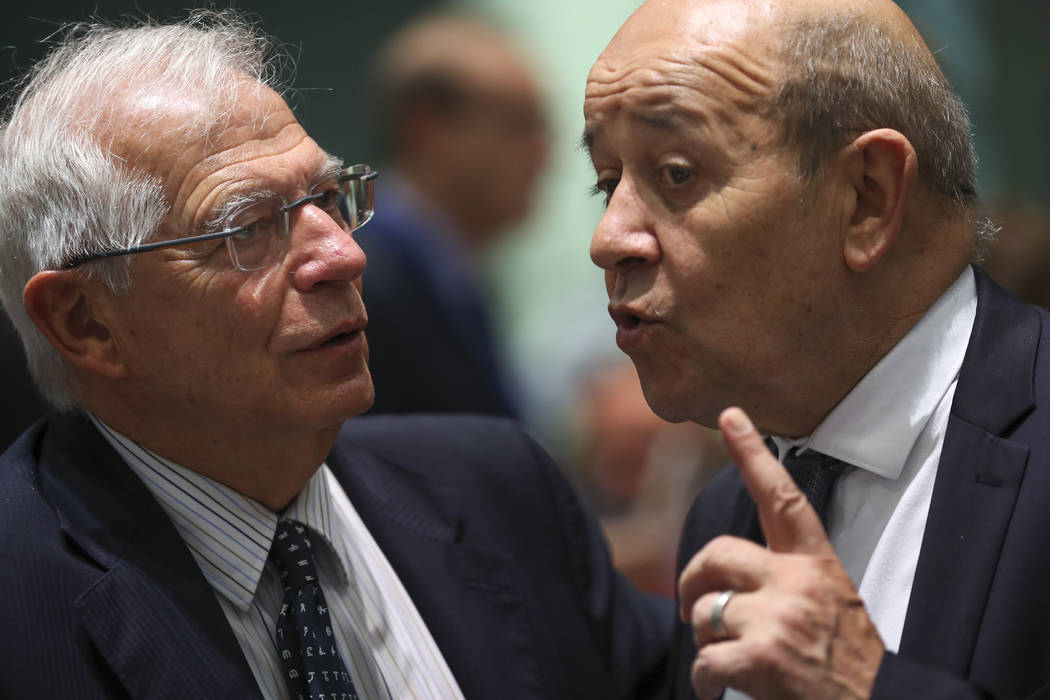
[{"x1": 64, "y1": 164, "x2": 378, "y2": 271}]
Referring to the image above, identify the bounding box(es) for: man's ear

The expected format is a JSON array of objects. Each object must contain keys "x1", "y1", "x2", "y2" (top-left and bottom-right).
[
  {"x1": 840, "y1": 128, "x2": 918, "y2": 272},
  {"x1": 22, "y1": 270, "x2": 128, "y2": 379}
]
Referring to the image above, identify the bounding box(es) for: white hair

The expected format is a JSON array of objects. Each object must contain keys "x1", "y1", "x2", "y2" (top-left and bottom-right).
[{"x1": 0, "y1": 10, "x2": 288, "y2": 407}]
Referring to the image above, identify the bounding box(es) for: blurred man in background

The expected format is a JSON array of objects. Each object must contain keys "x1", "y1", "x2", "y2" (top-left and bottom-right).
[
  {"x1": 571, "y1": 357, "x2": 728, "y2": 598},
  {"x1": 359, "y1": 12, "x2": 549, "y2": 417}
]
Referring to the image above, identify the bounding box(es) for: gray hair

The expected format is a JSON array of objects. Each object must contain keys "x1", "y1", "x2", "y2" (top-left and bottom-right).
[
  {"x1": 774, "y1": 14, "x2": 997, "y2": 257},
  {"x1": 0, "y1": 10, "x2": 287, "y2": 408}
]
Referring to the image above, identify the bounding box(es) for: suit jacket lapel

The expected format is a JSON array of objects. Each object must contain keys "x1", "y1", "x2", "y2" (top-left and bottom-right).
[
  {"x1": 40, "y1": 413, "x2": 260, "y2": 699},
  {"x1": 327, "y1": 439, "x2": 546, "y2": 700},
  {"x1": 897, "y1": 269, "x2": 1037, "y2": 674}
]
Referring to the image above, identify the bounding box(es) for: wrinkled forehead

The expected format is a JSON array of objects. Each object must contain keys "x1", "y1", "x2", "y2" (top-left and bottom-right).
[
  {"x1": 586, "y1": 0, "x2": 779, "y2": 109},
  {"x1": 110, "y1": 80, "x2": 302, "y2": 187},
  {"x1": 584, "y1": 2, "x2": 781, "y2": 148}
]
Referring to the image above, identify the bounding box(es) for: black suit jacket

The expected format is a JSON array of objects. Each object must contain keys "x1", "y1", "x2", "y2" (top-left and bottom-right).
[
  {"x1": 0, "y1": 412, "x2": 671, "y2": 699},
  {"x1": 0, "y1": 311, "x2": 48, "y2": 450},
  {"x1": 670, "y1": 268, "x2": 1050, "y2": 699}
]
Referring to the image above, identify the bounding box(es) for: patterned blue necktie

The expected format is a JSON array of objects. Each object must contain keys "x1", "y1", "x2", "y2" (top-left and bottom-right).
[{"x1": 270, "y1": 519, "x2": 360, "y2": 700}]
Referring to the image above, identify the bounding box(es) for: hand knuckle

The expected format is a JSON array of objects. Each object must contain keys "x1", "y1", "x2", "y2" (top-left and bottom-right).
[
  {"x1": 768, "y1": 482, "x2": 809, "y2": 519},
  {"x1": 705, "y1": 534, "x2": 738, "y2": 560},
  {"x1": 772, "y1": 596, "x2": 807, "y2": 629},
  {"x1": 745, "y1": 634, "x2": 782, "y2": 676}
]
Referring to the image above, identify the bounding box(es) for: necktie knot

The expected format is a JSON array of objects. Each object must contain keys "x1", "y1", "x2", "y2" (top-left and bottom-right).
[
  {"x1": 781, "y1": 447, "x2": 851, "y2": 530},
  {"x1": 269, "y1": 518, "x2": 360, "y2": 700},
  {"x1": 270, "y1": 518, "x2": 319, "y2": 591}
]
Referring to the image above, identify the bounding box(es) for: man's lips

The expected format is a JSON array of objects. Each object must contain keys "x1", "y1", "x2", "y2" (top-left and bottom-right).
[
  {"x1": 609, "y1": 304, "x2": 660, "y2": 351},
  {"x1": 304, "y1": 319, "x2": 367, "y2": 351},
  {"x1": 608, "y1": 305, "x2": 658, "y2": 329}
]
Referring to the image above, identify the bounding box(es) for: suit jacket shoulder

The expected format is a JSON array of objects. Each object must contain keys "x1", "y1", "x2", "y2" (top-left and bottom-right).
[
  {"x1": 330, "y1": 413, "x2": 673, "y2": 700},
  {"x1": 0, "y1": 413, "x2": 259, "y2": 699},
  {"x1": 1, "y1": 411, "x2": 671, "y2": 700}
]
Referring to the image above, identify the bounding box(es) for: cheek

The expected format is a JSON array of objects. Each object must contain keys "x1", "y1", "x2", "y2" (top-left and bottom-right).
[
  {"x1": 228, "y1": 288, "x2": 283, "y2": 351},
  {"x1": 164, "y1": 277, "x2": 282, "y2": 371}
]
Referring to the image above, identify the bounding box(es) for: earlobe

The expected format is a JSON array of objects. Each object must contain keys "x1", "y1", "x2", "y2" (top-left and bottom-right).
[
  {"x1": 841, "y1": 129, "x2": 917, "y2": 272},
  {"x1": 22, "y1": 271, "x2": 128, "y2": 379}
]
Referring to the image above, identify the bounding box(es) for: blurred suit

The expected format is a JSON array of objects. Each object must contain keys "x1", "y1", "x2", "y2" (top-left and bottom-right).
[{"x1": 357, "y1": 183, "x2": 519, "y2": 417}]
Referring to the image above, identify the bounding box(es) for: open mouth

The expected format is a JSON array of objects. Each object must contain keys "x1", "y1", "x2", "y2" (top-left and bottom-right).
[
  {"x1": 620, "y1": 313, "x2": 641, "y2": 330},
  {"x1": 610, "y1": 308, "x2": 643, "y2": 330}
]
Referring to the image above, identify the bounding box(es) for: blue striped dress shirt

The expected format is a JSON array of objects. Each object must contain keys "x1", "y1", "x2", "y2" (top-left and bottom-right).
[{"x1": 93, "y1": 417, "x2": 465, "y2": 700}]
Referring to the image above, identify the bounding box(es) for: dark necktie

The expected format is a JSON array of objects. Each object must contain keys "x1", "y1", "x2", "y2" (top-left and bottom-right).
[
  {"x1": 780, "y1": 447, "x2": 851, "y2": 531},
  {"x1": 270, "y1": 519, "x2": 360, "y2": 700}
]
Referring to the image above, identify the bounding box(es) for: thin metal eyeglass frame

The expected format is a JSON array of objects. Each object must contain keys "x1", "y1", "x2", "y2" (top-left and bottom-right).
[{"x1": 62, "y1": 165, "x2": 379, "y2": 270}]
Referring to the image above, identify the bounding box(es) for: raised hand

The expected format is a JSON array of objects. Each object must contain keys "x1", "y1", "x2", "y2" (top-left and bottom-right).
[{"x1": 678, "y1": 407, "x2": 885, "y2": 699}]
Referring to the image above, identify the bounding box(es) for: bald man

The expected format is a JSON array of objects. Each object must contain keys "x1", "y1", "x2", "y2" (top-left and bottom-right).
[
  {"x1": 585, "y1": 0, "x2": 1050, "y2": 698},
  {"x1": 357, "y1": 13, "x2": 549, "y2": 417}
]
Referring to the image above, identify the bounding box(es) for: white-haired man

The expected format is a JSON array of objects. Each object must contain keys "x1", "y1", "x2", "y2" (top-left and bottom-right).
[{"x1": 0, "y1": 13, "x2": 670, "y2": 699}]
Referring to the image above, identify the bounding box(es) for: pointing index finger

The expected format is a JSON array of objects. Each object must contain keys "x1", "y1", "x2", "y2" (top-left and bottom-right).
[{"x1": 719, "y1": 407, "x2": 834, "y2": 555}]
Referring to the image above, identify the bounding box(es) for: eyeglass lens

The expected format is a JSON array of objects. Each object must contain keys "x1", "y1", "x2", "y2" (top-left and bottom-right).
[{"x1": 225, "y1": 164, "x2": 377, "y2": 271}]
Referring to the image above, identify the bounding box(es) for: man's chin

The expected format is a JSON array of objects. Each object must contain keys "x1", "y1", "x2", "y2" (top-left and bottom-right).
[
  {"x1": 635, "y1": 372, "x2": 718, "y2": 428},
  {"x1": 306, "y1": 373, "x2": 375, "y2": 429}
]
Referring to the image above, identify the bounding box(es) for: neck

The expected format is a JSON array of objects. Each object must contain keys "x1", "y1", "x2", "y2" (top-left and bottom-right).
[
  {"x1": 83, "y1": 390, "x2": 339, "y2": 511},
  {"x1": 767, "y1": 253, "x2": 970, "y2": 438}
]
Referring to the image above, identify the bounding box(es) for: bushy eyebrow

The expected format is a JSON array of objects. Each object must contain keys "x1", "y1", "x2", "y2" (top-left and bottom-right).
[
  {"x1": 580, "y1": 128, "x2": 596, "y2": 158},
  {"x1": 315, "y1": 152, "x2": 344, "y2": 183},
  {"x1": 205, "y1": 191, "x2": 276, "y2": 231},
  {"x1": 205, "y1": 152, "x2": 345, "y2": 230},
  {"x1": 582, "y1": 109, "x2": 696, "y2": 165}
]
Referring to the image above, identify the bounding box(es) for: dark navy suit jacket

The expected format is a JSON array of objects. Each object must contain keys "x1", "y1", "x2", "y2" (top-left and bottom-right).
[
  {"x1": 0, "y1": 312, "x2": 48, "y2": 450},
  {"x1": 0, "y1": 412, "x2": 671, "y2": 699},
  {"x1": 356, "y1": 192, "x2": 520, "y2": 418},
  {"x1": 670, "y1": 268, "x2": 1050, "y2": 699}
]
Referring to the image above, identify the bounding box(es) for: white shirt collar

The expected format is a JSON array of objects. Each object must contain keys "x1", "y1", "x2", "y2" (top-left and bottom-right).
[
  {"x1": 771, "y1": 267, "x2": 977, "y2": 479},
  {"x1": 90, "y1": 417, "x2": 351, "y2": 611}
]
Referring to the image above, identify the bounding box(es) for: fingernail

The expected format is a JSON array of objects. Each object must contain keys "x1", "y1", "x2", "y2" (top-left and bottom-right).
[{"x1": 723, "y1": 408, "x2": 752, "y2": 435}]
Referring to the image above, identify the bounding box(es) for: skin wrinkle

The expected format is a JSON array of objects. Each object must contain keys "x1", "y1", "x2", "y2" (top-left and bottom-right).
[
  {"x1": 202, "y1": 155, "x2": 342, "y2": 235},
  {"x1": 585, "y1": 54, "x2": 770, "y2": 117},
  {"x1": 587, "y1": 0, "x2": 924, "y2": 437},
  {"x1": 176, "y1": 119, "x2": 310, "y2": 230},
  {"x1": 82, "y1": 83, "x2": 370, "y2": 507},
  {"x1": 584, "y1": 47, "x2": 778, "y2": 191},
  {"x1": 587, "y1": 101, "x2": 773, "y2": 216},
  {"x1": 634, "y1": 0, "x2": 974, "y2": 687},
  {"x1": 199, "y1": 154, "x2": 341, "y2": 233}
]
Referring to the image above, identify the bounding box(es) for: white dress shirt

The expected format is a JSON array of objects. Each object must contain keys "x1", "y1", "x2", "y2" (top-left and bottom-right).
[
  {"x1": 726, "y1": 268, "x2": 977, "y2": 699},
  {"x1": 93, "y1": 419, "x2": 465, "y2": 700}
]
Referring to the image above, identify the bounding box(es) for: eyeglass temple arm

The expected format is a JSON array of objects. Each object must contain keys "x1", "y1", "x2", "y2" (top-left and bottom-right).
[
  {"x1": 66, "y1": 168, "x2": 378, "y2": 268},
  {"x1": 64, "y1": 228, "x2": 243, "y2": 269}
]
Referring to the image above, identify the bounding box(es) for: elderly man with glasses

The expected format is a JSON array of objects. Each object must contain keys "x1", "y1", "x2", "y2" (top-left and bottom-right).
[{"x1": 0, "y1": 13, "x2": 670, "y2": 700}]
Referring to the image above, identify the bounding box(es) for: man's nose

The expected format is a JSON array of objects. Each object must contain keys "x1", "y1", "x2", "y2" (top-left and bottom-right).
[
  {"x1": 287, "y1": 204, "x2": 367, "y2": 291},
  {"x1": 589, "y1": 179, "x2": 660, "y2": 272}
]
